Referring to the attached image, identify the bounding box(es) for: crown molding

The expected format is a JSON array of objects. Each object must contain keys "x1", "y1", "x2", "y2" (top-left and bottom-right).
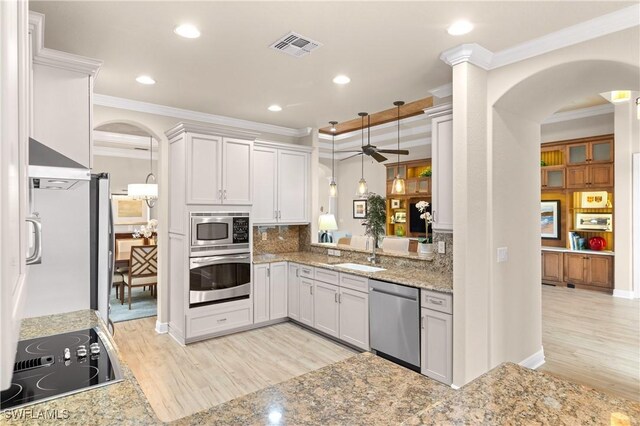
[
  {"x1": 440, "y1": 43, "x2": 493, "y2": 70},
  {"x1": 94, "y1": 94, "x2": 311, "y2": 139},
  {"x1": 428, "y1": 83, "x2": 453, "y2": 99},
  {"x1": 254, "y1": 140, "x2": 313, "y2": 153},
  {"x1": 29, "y1": 11, "x2": 102, "y2": 76},
  {"x1": 165, "y1": 122, "x2": 262, "y2": 141},
  {"x1": 424, "y1": 103, "x2": 453, "y2": 118},
  {"x1": 542, "y1": 103, "x2": 614, "y2": 124},
  {"x1": 440, "y1": 4, "x2": 639, "y2": 71}
]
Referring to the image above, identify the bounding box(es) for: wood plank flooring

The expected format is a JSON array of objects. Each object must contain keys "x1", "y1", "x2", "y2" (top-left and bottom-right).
[
  {"x1": 539, "y1": 285, "x2": 640, "y2": 401},
  {"x1": 114, "y1": 318, "x2": 356, "y2": 422}
]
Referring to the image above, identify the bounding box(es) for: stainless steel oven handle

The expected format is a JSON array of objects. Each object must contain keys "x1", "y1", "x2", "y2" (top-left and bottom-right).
[{"x1": 190, "y1": 254, "x2": 250, "y2": 268}]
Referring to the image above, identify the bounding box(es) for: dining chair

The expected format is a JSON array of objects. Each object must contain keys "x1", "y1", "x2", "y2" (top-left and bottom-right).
[
  {"x1": 123, "y1": 245, "x2": 158, "y2": 310},
  {"x1": 115, "y1": 238, "x2": 145, "y2": 298},
  {"x1": 112, "y1": 271, "x2": 124, "y2": 303}
]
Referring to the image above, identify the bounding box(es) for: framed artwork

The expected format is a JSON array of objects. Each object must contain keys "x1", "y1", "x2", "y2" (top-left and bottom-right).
[
  {"x1": 394, "y1": 211, "x2": 407, "y2": 223},
  {"x1": 112, "y1": 194, "x2": 149, "y2": 225},
  {"x1": 391, "y1": 199, "x2": 400, "y2": 209},
  {"x1": 541, "y1": 200, "x2": 560, "y2": 239},
  {"x1": 575, "y1": 213, "x2": 612, "y2": 231},
  {"x1": 353, "y1": 200, "x2": 367, "y2": 219},
  {"x1": 580, "y1": 191, "x2": 608, "y2": 208}
]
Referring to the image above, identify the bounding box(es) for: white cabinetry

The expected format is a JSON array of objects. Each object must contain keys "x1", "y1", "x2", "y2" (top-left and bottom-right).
[
  {"x1": 30, "y1": 12, "x2": 101, "y2": 168},
  {"x1": 427, "y1": 105, "x2": 453, "y2": 232},
  {"x1": 253, "y1": 262, "x2": 288, "y2": 324},
  {"x1": 338, "y1": 287, "x2": 369, "y2": 350},
  {"x1": 299, "y1": 277, "x2": 315, "y2": 327},
  {"x1": 253, "y1": 142, "x2": 310, "y2": 224},
  {"x1": 420, "y1": 290, "x2": 453, "y2": 385},
  {"x1": 1, "y1": 0, "x2": 30, "y2": 390},
  {"x1": 313, "y1": 281, "x2": 339, "y2": 338},
  {"x1": 287, "y1": 263, "x2": 300, "y2": 320}
]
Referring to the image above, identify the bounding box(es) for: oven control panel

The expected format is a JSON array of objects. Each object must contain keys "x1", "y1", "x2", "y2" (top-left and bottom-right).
[{"x1": 232, "y1": 217, "x2": 250, "y2": 244}]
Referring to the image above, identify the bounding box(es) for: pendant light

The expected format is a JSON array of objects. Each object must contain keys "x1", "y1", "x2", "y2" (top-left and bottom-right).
[
  {"x1": 128, "y1": 136, "x2": 158, "y2": 208},
  {"x1": 356, "y1": 112, "x2": 368, "y2": 197},
  {"x1": 391, "y1": 101, "x2": 406, "y2": 195},
  {"x1": 328, "y1": 121, "x2": 338, "y2": 197}
]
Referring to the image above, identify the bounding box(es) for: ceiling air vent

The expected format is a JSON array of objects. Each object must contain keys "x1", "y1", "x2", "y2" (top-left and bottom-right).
[{"x1": 269, "y1": 31, "x2": 322, "y2": 58}]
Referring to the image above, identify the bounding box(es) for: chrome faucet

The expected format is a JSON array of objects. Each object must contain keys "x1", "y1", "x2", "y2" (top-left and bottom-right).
[{"x1": 367, "y1": 238, "x2": 379, "y2": 265}]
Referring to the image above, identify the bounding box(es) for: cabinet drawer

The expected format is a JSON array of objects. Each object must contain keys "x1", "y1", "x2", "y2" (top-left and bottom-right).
[
  {"x1": 314, "y1": 267, "x2": 339, "y2": 285},
  {"x1": 339, "y1": 273, "x2": 368, "y2": 292},
  {"x1": 300, "y1": 265, "x2": 314, "y2": 279},
  {"x1": 187, "y1": 301, "x2": 252, "y2": 339},
  {"x1": 421, "y1": 290, "x2": 452, "y2": 314}
]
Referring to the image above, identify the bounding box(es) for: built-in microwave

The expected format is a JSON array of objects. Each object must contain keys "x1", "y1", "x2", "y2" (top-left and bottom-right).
[{"x1": 190, "y1": 212, "x2": 250, "y2": 256}]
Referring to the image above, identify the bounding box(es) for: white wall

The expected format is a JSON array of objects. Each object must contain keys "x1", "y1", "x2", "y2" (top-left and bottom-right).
[
  {"x1": 25, "y1": 182, "x2": 90, "y2": 317},
  {"x1": 541, "y1": 113, "x2": 614, "y2": 142}
]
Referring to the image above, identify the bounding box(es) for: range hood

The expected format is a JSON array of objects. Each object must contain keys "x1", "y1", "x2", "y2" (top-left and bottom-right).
[{"x1": 29, "y1": 138, "x2": 91, "y2": 190}]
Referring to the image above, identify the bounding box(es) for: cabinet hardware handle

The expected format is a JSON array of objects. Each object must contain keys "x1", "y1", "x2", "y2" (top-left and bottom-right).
[
  {"x1": 310, "y1": 286, "x2": 313, "y2": 295},
  {"x1": 430, "y1": 299, "x2": 444, "y2": 305},
  {"x1": 296, "y1": 269, "x2": 299, "y2": 278},
  {"x1": 223, "y1": 189, "x2": 227, "y2": 199},
  {"x1": 275, "y1": 210, "x2": 278, "y2": 219},
  {"x1": 421, "y1": 316, "x2": 425, "y2": 329},
  {"x1": 432, "y1": 210, "x2": 437, "y2": 222},
  {"x1": 217, "y1": 318, "x2": 227, "y2": 323},
  {"x1": 338, "y1": 294, "x2": 341, "y2": 303},
  {"x1": 335, "y1": 293, "x2": 338, "y2": 303},
  {"x1": 278, "y1": 210, "x2": 282, "y2": 219},
  {"x1": 218, "y1": 189, "x2": 222, "y2": 199},
  {"x1": 267, "y1": 267, "x2": 270, "y2": 278}
]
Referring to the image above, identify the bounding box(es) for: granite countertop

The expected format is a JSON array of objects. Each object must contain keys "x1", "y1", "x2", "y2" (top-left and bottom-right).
[
  {"x1": 541, "y1": 246, "x2": 615, "y2": 256},
  {"x1": 4, "y1": 310, "x2": 158, "y2": 425},
  {"x1": 253, "y1": 251, "x2": 453, "y2": 294},
  {"x1": 311, "y1": 242, "x2": 435, "y2": 261}
]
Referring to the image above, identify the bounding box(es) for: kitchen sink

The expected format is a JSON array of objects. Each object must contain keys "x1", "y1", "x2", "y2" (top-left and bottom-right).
[{"x1": 334, "y1": 263, "x2": 386, "y2": 273}]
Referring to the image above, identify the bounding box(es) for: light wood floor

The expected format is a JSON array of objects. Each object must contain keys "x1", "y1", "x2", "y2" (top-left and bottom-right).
[
  {"x1": 539, "y1": 285, "x2": 640, "y2": 401},
  {"x1": 114, "y1": 318, "x2": 356, "y2": 422}
]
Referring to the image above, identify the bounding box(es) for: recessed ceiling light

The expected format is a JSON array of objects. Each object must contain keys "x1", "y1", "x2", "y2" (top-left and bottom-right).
[
  {"x1": 136, "y1": 75, "x2": 156, "y2": 85},
  {"x1": 332, "y1": 75, "x2": 351, "y2": 85},
  {"x1": 610, "y1": 90, "x2": 631, "y2": 103},
  {"x1": 447, "y1": 20, "x2": 474, "y2": 36},
  {"x1": 174, "y1": 24, "x2": 201, "y2": 39},
  {"x1": 268, "y1": 104, "x2": 282, "y2": 112}
]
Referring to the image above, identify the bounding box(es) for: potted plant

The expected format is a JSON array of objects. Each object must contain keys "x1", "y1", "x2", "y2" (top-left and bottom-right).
[
  {"x1": 419, "y1": 166, "x2": 432, "y2": 178},
  {"x1": 415, "y1": 201, "x2": 433, "y2": 255},
  {"x1": 363, "y1": 193, "x2": 386, "y2": 261}
]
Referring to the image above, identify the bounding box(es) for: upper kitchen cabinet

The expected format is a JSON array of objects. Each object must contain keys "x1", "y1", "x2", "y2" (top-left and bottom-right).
[
  {"x1": 30, "y1": 12, "x2": 102, "y2": 169},
  {"x1": 253, "y1": 141, "x2": 311, "y2": 225},
  {"x1": 166, "y1": 123, "x2": 258, "y2": 209},
  {"x1": 427, "y1": 105, "x2": 453, "y2": 232},
  {"x1": 566, "y1": 135, "x2": 613, "y2": 165}
]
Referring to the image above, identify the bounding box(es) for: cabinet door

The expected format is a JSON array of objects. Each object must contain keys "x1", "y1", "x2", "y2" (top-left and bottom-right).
[
  {"x1": 564, "y1": 254, "x2": 587, "y2": 284},
  {"x1": 587, "y1": 256, "x2": 613, "y2": 288},
  {"x1": 313, "y1": 281, "x2": 339, "y2": 338},
  {"x1": 278, "y1": 150, "x2": 308, "y2": 223},
  {"x1": 339, "y1": 288, "x2": 369, "y2": 350},
  {"x1": 299, "y1": 278, "x2": 314, "y2": 327},
  {"x1": 589, "y1": 163, "x2": 614, "y2": 188},
  {"x1": 542, "y1": 168, "x2": 564, "y2": 189},
  {"x1": 287, "y1": 263, "x2": 300, "y2": 320},
  {"x1": 253, "y1": 264, "x2": 270, "y2": 323},
  {"x1": 269, "y1": 262, "x2": 288, "y2": 320},
  {"x1": 541, "y1": 251, "x2": 563, "y2": 283},
  {"x1": 567, "y1": 143, "x2": 588, "y2": 165},
  {"x1": 421, "y1": 308, "x2": 453, "y2": 385},
  {"x1": 590, "y1": 140, "x2": 613, "y2": 163},
  {"x1": 431, "y1": 113, "x2": 453, "y2": 232},
  {"x1": 253, "y1": 146, "x2": 278, "y2": 223},
  {"x1": 566, "y1": 166, "x2": 588, "y2": 189},
  {"x1": 417, "y1": 178, "x2": 431, "y2": 194},
  {"x1": 187, "y1": 133, "x2": 222, "y2": 204},
  {"x1": 222, "y1": 138, "x2": 253, "y2": 205}
]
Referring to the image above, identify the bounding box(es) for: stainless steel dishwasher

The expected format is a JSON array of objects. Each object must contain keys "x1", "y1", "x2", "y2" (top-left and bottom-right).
[{"x1": 369, "y1": 279, "x2": 420, "y2": 371}]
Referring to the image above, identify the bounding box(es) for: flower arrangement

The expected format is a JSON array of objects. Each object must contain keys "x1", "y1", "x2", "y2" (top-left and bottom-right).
[
  {"x1": 415, "y1": 201, "x2": 433, "y2": 243},
  {"x1": 133, "y1": 219, "x2": 158, "y2": 239}
]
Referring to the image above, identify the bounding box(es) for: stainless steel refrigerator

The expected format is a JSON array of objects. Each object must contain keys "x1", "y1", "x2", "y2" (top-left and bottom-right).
[{"x1": 89, "y1": 173, "x2": 115, "y2": 333}]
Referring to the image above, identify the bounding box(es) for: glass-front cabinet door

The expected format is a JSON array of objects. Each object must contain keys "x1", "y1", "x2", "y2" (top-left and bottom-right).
[
  {"x1": 567, "y1": 143, "x2": 588, "y2": 165},
  {"x1": 591, "y1": 140, "x2": 612, "y2": 163}
]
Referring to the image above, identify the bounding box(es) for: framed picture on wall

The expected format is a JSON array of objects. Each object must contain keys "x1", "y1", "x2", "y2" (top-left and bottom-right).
[
  {"x1": 391, "y1": 199, "x2": 400, "y2": 209},
  {"x1": 353, "y1": 200, "x2": 367, "y2": 219},
  {"x1": 541, "y1": 200, "x2": 560, "y2": 239},
  {"x1": 575, "y1": 213, "x2": 612, "y2": 231},
  {"x1": 394, "y1": 211, "x2": 407, "y2": 223},
  {"x1": 112, "y1": 194, "x2": 150, "y2": 225}
]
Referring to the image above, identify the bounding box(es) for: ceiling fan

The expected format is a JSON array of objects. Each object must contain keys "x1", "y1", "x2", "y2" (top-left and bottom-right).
[{"x1": 337, "y1": 111, "x2": 409, "y2": 163}]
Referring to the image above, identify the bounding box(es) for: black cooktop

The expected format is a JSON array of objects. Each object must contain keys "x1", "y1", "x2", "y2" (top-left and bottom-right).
[{"x1": 1, "y1": 328, "x2": 123, "y2": 411}]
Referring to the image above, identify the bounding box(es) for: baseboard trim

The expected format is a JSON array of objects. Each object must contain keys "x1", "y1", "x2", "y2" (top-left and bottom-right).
[
  {"x1": 519, "y1": 348, "x2": 545, "y2": 370},
  {"x1": 155, "y1": 321, "x2": 169, "y2": 334},
  {"x1": 613, "y1": 289, "x2": 636, "y2": 299}
]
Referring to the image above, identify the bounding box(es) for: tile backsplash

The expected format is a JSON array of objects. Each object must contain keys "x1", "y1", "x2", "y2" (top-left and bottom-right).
[{"x1": 253, "y1": 225, "x2": 309, "y2": 254}]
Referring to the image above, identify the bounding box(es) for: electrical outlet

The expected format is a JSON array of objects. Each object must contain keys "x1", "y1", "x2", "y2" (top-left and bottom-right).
[
  {"x1": 437, "y1": 241, "x2": 445, "y2": 254},
  {"x1": 497, "y1": 247, "x2": 508, "y2": 263},
  {"x1": 328, "y1": 249, "x2": 335, "y2": 256},
  {"x1": 261, "y1": 232, "x2": 267, "y2": 241}
]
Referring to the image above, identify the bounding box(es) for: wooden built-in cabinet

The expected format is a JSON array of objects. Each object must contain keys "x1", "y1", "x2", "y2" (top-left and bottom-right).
[
  {"x1": 541, "y1": 251, "x2": 563, "y2": 284},
  {"x1": 541, "y1": 167, "x2": 565, "y2": 190},
  {"x1": 566, "y1": 138, "x2": 613, "y2": 165},
  {"x1": 566, "y1": 163, "x2": 614, "y2": 189},
  {"x1": 564, "y1": 253, "x2": 613, "y2": 291},
  {"x1": 385, "y1": 159, "x2": 432, "y2": 238}
]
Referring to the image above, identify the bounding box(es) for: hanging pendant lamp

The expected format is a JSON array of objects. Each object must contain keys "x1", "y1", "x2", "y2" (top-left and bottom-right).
[
  {"x1": 356, "y1": 112, "x2": 368, "y2": 197},
  {"x1": 391, "y1": 101, "x2": 406, "y2": 195},
  {"x1": 328, "y1": 121, "x2": 338, "y2": 197},
  {"x1": 128, "y1": 136, "x2": 158, "y2": 208}
]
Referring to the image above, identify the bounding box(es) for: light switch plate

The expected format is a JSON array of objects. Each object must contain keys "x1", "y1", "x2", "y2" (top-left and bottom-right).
[
  {"x1": 497, "y1": 247, "x2": 508, "y2": 263},
  {"x1": 438, "y1": 241, "x2": 445, "y2": 254}
]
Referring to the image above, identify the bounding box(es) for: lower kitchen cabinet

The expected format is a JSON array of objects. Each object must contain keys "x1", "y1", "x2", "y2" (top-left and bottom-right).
[
  {"x1": 253, "y1": 264, "x2": 270, "y2": 323},
  {"x1": 338, "y1": 287, "x2": 369, "y2": 350},
  {"x1": 287, "y1": 263, "x2": 300, "y2": 320},
  {"x1": 564, "y1": 252, "x2": 613, "y2": 290},
  {"x1": 299, "y1": 277, "x2": 315, "y2": 327},
  {"x1": 253, "y1": 262, "x2": 288, "y2": 324},
  {"x1": 313, "y1": 281, "x2": 340, "y2": 338},
  {"x1": 420, "y1": 307, "x2": 452, "y2": 385},
  {"x1": 186, "y1": 299, "x2": 253, "y2": 342},
  {"x1": 541, "y1": 251, "x2": 563, "y2": 284}
]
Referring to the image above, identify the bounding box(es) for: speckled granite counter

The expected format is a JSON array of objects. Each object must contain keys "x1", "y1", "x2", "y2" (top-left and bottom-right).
[
  {"x1": 2, "y1": 310, "x2": 158, "y2": 425},
  {"x1": 254, "y1": 251, "x2": 453, "y2": 293}
]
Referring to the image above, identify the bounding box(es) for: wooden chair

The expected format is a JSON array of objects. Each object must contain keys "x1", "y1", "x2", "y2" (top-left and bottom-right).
[{"x1": 123, "y1": 245, "x2": 158, "y2": 310}]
